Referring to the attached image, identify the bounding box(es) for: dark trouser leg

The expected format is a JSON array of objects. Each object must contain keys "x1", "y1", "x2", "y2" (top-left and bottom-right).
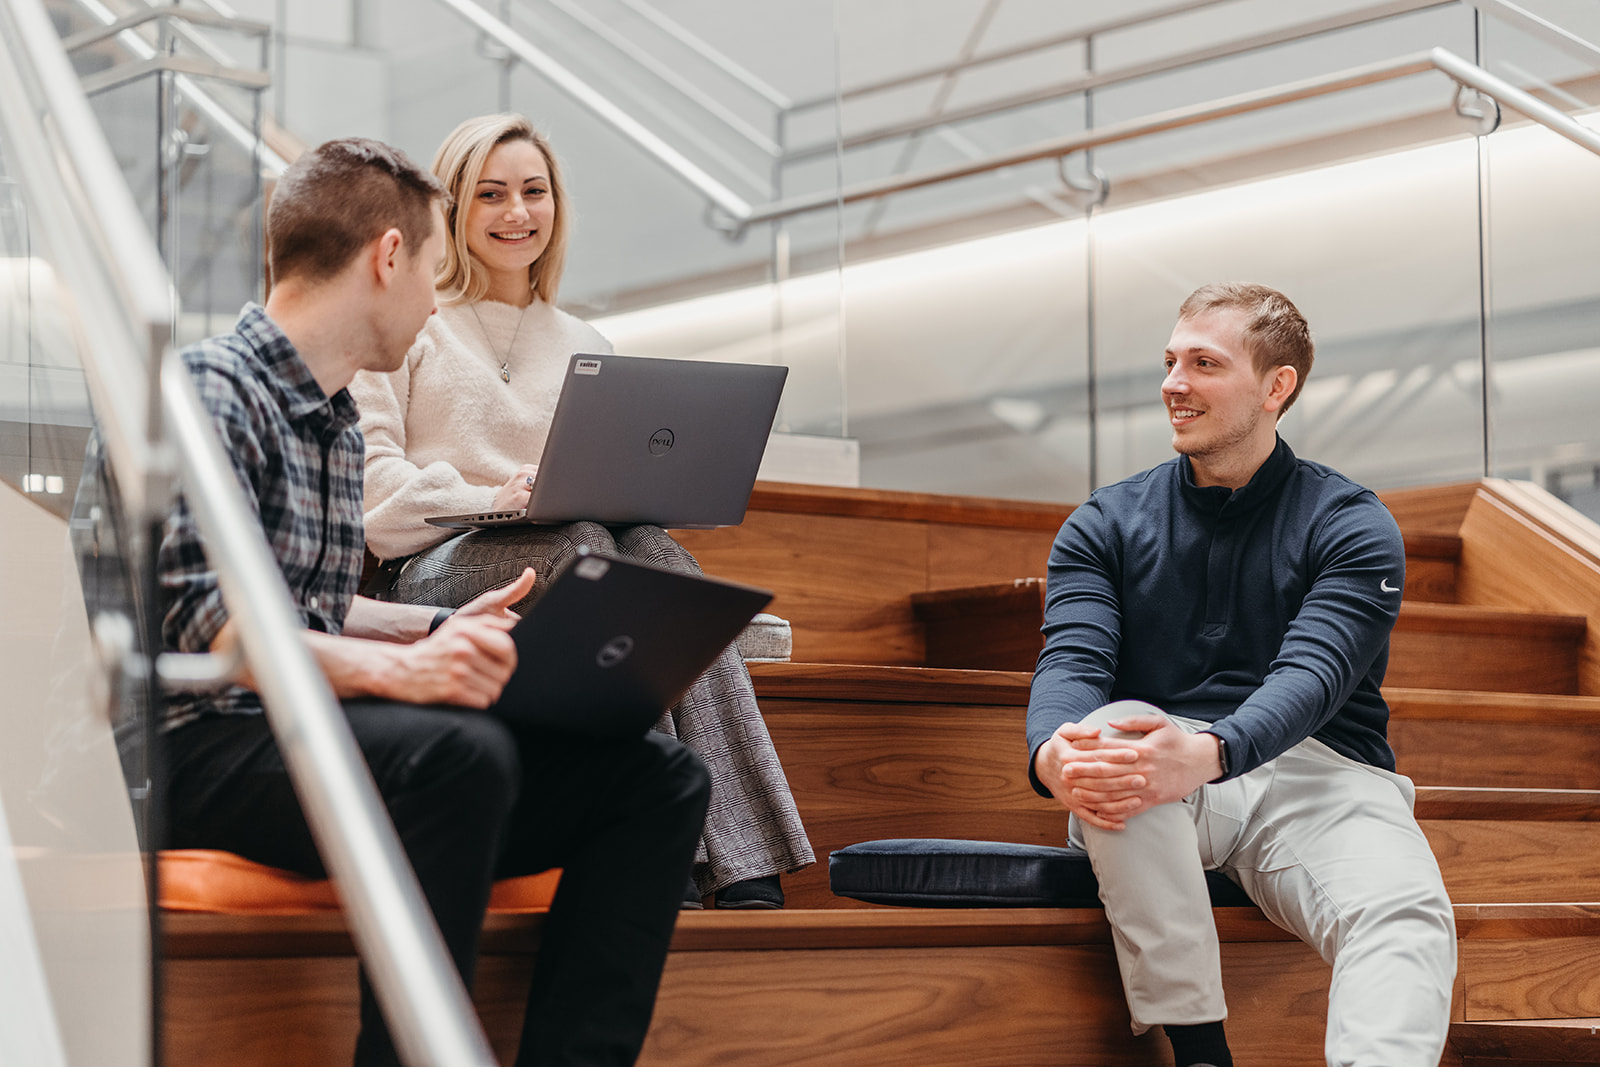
[
  {"x1": 496, "y1": 729, "x2": 710, "y2": 1066},
  {"x1": 164, "y1": 704, "x2": 522, "y2": 1067}
]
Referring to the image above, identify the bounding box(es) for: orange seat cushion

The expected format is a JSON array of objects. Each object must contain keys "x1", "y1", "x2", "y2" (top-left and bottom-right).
[{"x1": 159, "y1": 850, "x2": 560, "y2": 916}]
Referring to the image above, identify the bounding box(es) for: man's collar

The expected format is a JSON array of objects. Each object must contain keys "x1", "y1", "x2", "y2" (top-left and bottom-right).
[
  {"x1": 1179, "y1": 436, "x2": 1296, "y2": 513},
  {"x1": 234, "y1": 303, "x2": 358, "y2": 429}
]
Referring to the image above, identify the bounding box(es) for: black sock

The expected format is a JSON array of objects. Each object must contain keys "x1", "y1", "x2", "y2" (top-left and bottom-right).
[{"x1": 1165, "y1": 1020, "x2": 1233, "y2": 1067}]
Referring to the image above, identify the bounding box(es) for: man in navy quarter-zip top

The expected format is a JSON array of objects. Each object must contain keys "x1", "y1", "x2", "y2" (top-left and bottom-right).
[{"x1": 1027, "y1": 283, "x2": 1455, "y2": 1067}]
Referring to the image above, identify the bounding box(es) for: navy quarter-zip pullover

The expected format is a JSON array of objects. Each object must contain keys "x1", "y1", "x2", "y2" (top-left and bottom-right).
[{"x1": 1026, "y1": 437, "x2": 1404, "y2": 793}]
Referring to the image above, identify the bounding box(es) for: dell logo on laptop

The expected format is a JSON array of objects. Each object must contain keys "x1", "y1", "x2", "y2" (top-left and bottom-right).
[
  {"x1": 596, "y1": 635, "x2": 634, "y2": 668},
  {"x1": 649, "y1": 428, "x2": 675, "y2": 455}
]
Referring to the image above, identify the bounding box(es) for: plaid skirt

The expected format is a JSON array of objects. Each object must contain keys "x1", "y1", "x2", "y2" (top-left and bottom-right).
[{"x1": 375, "y1": 522, "x2": 815, "y2": 892}]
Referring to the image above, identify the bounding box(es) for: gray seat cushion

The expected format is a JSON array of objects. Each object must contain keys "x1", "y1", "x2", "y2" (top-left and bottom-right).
[{"x1": 828, "y1": 838, "x2": 1255, "y2": 908}]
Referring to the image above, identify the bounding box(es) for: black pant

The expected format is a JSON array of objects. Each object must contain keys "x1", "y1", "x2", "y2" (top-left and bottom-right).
[{"x1": 164, "y1": 701, "x2": 710, "y2": 1066}]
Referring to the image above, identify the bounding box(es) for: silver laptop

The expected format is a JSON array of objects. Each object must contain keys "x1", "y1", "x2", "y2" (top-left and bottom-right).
[
  {"x1": 426, "y1": 353, "x2": 788, "y2": 531},
  {"x1": 492, "y1": 548, "x2": 773, "y2": 736}
]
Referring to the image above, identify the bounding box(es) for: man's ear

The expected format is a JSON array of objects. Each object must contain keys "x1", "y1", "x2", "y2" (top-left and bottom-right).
[
  {"x1": 372, "y1": 227, "x2": 405, "y2": 288},
  {"x1": 1262, "y1": 365, "x2": 1297, "y2": 414}
]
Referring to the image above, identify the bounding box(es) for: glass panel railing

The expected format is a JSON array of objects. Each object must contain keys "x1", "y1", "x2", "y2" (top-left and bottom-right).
[
  {"x1": 0, "y1": 39, "x2": 150, "y2": 1067},
  {"x1": 0, "y1": 151, "x2": 95, "y2": 521},
  {"x1": 1093, "y1": 133, "x2": 1491, "y2": 490},
  {"x1": 290, "y1": 0, "x2": 856, "y2": 467},
  {"x1": 199, "y1": 0, "x2": 1600, "y2": 504},
  {"x1": 823, "y1": 1, "x2": 1507, "y2": 499},
  {"x1": 62, "y1": 1, "x2": 269, "y2": 345},
  {"x1": 7, "y1": 0, "x2": 504, "y2": 1062},
  {"x1": 1479, "y1": 3, "x2": 1600, "y2": 521}
]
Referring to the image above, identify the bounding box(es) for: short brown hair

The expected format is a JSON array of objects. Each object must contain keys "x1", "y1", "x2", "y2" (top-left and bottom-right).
[
  {"x1": 1178, "y1": 282, "x2": 1314, "y2": 415},
  {"x1": 430, "y1": 114, "x2": 570, "y2": 306},
  {"x1": 267, "y1": 138, "x2": 447, "y2": 286}
]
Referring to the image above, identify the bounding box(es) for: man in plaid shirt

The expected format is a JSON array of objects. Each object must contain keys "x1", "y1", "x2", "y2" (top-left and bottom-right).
[{"x1": 157, "y1": 138, "x2": 709, "y2": 1067}]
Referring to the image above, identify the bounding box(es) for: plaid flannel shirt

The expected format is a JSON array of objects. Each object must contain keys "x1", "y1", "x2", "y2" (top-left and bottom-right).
[{"x1": 158, "y1": 303, "x2": 366, "y2": 731}]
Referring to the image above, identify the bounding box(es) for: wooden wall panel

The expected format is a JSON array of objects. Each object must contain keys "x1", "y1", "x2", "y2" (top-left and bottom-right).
[
  {"x1": 926, "y1": 524, "x2": 1058, "y2": 588},
  {"x1": 1456, "y1": 482, "x2": 1600, "y2": 695},
  {"x1": 675, "y1": 511, "x2": 930, "y2": 665}
]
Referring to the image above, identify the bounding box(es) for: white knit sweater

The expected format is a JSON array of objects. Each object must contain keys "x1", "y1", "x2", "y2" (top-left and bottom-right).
[{"x1": 350, "y1": 299, "x2": 613, "y2": 560}]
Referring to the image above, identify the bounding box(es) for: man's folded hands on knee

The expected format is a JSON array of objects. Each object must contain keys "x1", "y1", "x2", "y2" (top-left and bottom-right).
[{"x1": 1036, "y1": 715, "x2": 1223, "y2": 830}]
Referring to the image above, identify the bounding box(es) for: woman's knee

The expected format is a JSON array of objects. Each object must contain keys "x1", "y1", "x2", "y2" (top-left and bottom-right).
[{"x1": 614, "y1": 525, "x2": 701, "y2": 574}]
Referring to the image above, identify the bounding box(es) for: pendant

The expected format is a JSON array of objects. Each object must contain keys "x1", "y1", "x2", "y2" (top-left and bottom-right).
[{"x1": 500, "y1": 362, "x2": 511, "y2": 384}]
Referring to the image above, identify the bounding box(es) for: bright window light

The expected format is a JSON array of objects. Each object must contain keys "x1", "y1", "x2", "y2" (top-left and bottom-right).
[
  {"x1": 44, "y1": 476, "x2": 64, "y2": 494},
  {"x1": 23, "y1": 473, "x2": 44, "y2": 493}
]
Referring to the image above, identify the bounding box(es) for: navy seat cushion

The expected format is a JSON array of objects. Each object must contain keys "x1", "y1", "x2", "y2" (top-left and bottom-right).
[{"x1": 828, "y1": 838, "x2": 1255, "y2": 909}]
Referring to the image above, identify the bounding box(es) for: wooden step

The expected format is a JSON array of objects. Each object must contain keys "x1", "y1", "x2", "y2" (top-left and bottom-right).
[
  {"x1": 1389, "y1": 604, "x2": 1588, "y2": 694},
  {"x1": 910, "y1": 537, "x2": 1563, "y2": 682},
  {"x1": 1450, "y1": 1017, "x2": 1600, "y2": 1064},
  {"x1": 1389, "y1": 690, "x2": 1600, "y2": 789},
  {"x1": 162, "y1": 904, "x2": 1600, "y2": 1066},
  {"x1": 1407, "y1": 531, "x2": 1465, "y2": 603},
  {"x1": 748, "y1": 665, "x2": 1600, "y2": 907}
]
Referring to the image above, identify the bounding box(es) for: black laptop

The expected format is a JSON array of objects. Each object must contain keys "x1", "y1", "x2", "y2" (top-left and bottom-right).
[
  {"x1": 493, "y1": 549, "x2": 773, "y2": 736},
  {"x1": 426, "y1": 353, "x2": 788, "y2": 531}
]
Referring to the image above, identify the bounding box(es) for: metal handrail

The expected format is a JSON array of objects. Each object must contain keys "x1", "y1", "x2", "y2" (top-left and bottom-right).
[
  {"x1": 533, "y1": 0, "x2": 780, "y2": 155},
  {"x1": 613, "y1": 0, "x2": 791, "y2": 109},
  {"x1": 434, "y1": 0, "x2": 753, "y2": 220},
  {"x1": 64, "y1": 0, "x2": 289, "y2": 175},
  {"x1": 1, "y1": 0, "x2": 496, "y2": 1063},
  {"x1": 782, "y1": 0, "x2": 1457, "y2": 164},
  {"x1": 786, "y1": 0, "x2": 1236, "y2": 113},
  {"x1": 734, "y1": 48, "x2": 1600, "y2": 231}
]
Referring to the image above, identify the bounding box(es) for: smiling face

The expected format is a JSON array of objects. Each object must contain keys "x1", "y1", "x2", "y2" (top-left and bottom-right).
[
  {"x1": 462, "y1": 138, "x2": 556, "y2": 305},
  {"x1": 1162, "y1": 306, "x2": 1294, "y2": 488}
]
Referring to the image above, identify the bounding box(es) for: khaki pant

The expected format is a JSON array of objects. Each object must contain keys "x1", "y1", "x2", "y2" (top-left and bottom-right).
[{"x1": 1068, "y1": 701, "x2": 1456, "y2": 1067}]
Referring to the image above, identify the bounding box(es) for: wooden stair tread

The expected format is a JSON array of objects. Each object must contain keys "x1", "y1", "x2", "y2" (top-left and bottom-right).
[
  {"x1": 1451, "y1": 1017, "x2": 1600, "y2": 1061},
  {"x1": 1397, "y1": 602, "x2": 1588, "y2": 639},
  {"x1": 163, "y1": 903, "x2": 1600, "y2": 960},
  {"x1": 912, "y1": 587, "x2": 1583, "y2": 636},
  {"x1": 1388, "y1": 689, "x2": 1600, "y2": 722},
  {"x1": 747, "y1": 480, "x2": 1075, "y2": 529},
  {"x1": 748, "y1": 663, "x2": 1600, "y2": 720},
  {"x1": 1415, "y1": 787, "x2": 1600, "y2": 821},
  {"x1": 748, "y1": 661, "x2": 1032, "y2": 705},
  {"x1": 1405, "y1": 532, "x2": 1466, "y2": 560}
]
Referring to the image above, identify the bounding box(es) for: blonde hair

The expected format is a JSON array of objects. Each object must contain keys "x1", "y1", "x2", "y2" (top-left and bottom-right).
[{"x1": 430, "y1": 114, "x2": 569, "y2": 306}]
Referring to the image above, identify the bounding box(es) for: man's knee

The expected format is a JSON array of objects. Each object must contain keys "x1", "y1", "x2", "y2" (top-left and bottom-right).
[
  {"x1": 638, "y1": 732, "x2": 711, "y2": 814},
  {"x1": 1082, "y1": 699, "x2": 1168, "y2": 738},
  {"x1": 398, "y1": 711, "x2": 523, "y2": 821}
]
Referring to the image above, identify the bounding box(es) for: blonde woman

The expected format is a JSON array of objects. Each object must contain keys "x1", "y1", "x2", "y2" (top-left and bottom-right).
[{"x1": 350, "y1": 114, "x2": 812, "y2": 908}]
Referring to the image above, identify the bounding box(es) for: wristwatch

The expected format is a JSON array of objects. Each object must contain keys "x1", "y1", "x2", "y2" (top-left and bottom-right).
[{"x1": 1206, "y1": 731, "x2": 1230, "y2": 782}]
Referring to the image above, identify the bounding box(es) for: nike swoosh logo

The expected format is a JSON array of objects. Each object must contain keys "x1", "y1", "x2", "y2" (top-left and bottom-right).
[{"x1": 1380, "y1": 578, "x2": 1400, "y2": 593}]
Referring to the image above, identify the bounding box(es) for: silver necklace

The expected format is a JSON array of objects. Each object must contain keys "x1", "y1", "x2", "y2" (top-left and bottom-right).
[{"x1": 470, "y1": 302, "x2": 530, "y2": 384}]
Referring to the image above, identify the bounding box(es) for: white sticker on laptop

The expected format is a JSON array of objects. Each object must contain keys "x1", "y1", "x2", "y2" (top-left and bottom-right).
[
  {"x1": 574, "y1": 556, "x2": 610, "y2": 580},
  {"x1": 574, "y1": 358, "x2": 602, "y2": 376}
]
